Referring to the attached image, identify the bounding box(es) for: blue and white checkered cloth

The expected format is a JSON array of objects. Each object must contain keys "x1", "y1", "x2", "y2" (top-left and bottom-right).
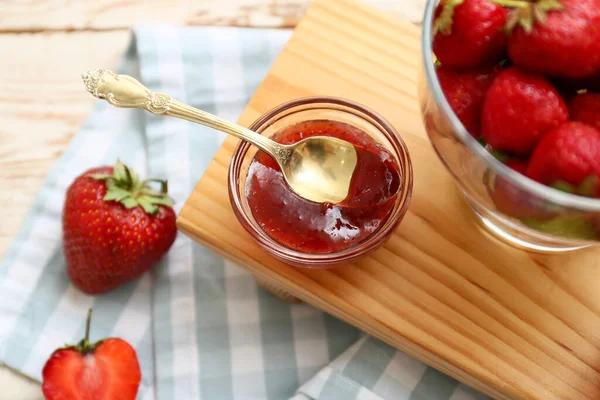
[{"x1": 0, "y1": 25, "x2": 489, "y2": 400}]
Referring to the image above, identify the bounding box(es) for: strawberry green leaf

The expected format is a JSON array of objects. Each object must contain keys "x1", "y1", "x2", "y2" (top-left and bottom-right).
[
  {"x1": 433, "y1": 0, "x2": 465, "y2": 36},
  {"x1": 129, "y1": 169, "x2": 140, "y2": 189},
  {"x1": 485, "y1": 144, "x2": 513, "y2": 162},
  {"x1": 138, "y1": 197, "x2": 159, "y2": 214},
  {"x1": 104, "y1": 185, "x2": 133, "y2": 202},
  {"x1": 143, "y1": 178, "x2": 169, "y2": 194},
  {"x1": 505, "y1": 9, "x2": 521, "y2": 34},
  {"x1": 501, "y1": 0, "x2": 564, "y2": 34},
  {"x1": 488, "y1": 0, "x2": 530, "y2": 7},
  {"x1": 532, "y1": 6, "x2": 546, "y2": 24},
  {"x1": 137, "y1": 194, "x2": 174, "y2": 212},
  {"x1": 113, "y1": 159, "x2": 129, "y2": 183},
  {"x1": 490, "y1": 149, "x2": 513, "y2": 163},
  {"x1": 89, "y1": 173, "x2": 112, "y2": 180},
  {"x1": 123, "y1": 164, "x2": 133, "y2": 185},
  {"x1": 538, "y1": 0, "x2": 563, "y2": 12},
  {"x1": 550, "y1": 180, "x2": 576, "y2": 194},
  {"x1": 121, "y1": 197, "x2": 139, "y2": 209},
  {"x1": 146, "y1": 196, "x2": 174, "y2": 206},
  {"x1": 517, "y1": 7, "x2": 534, "y2": 33},
  {"x1": 578, "y1": 175, "x2": 599, "y2": 197},
  {"x1": 95, "y1": 160, "x2": 174, "y2": 214}
]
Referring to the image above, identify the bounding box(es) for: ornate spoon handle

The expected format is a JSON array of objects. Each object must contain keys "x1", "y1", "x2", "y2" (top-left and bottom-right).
[{"x1": 81, "y1": 69, "x2": 284, "y2": 158}]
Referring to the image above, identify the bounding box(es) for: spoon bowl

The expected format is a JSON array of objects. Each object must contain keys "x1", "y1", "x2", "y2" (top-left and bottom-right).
[
  {"x1": 81, "y1": 69, "x2": 358, "y2": 204},
  {"x1": 284, "y1": 136, "x2": 358, "y2": 203}
]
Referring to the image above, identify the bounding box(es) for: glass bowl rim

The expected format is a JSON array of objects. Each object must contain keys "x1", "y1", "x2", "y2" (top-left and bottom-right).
[
  {"x1": 421, "y1": 0, "x2": 600, "y2": 212},
  {"x1": 227, "y1": 96, "x2": 414, "y2": 264}
]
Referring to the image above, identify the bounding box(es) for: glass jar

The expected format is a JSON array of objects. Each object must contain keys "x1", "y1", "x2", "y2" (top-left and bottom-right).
[
  {"x1": 228, "y1": 97, "x2": 413, "y2": 268},
  {"x1": 418, "y1": 0, "x2": 600, "y2": 253}
]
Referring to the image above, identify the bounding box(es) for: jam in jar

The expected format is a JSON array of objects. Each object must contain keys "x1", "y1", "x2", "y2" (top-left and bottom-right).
[{"x1": 246, "y1": 120, "x2": 402, "y2": 253}]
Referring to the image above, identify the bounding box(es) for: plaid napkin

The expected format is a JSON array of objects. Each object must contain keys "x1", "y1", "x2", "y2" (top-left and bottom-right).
[
  {"x1": 0, "y1": 25, "x2": 488, "y2": 400},
  {"x1": 292, "y1": 336, "x2": 489, "y2": 400}
]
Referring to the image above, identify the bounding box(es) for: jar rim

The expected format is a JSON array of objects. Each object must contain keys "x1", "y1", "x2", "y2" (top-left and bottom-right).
[{"x1": 227, "y1": 96, "x2": 413, "y2": 266}]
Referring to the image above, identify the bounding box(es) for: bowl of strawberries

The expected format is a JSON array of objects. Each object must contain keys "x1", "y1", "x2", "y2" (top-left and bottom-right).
[{"x1": 419, "y1": 0, "x2": 600, "y2": 252}]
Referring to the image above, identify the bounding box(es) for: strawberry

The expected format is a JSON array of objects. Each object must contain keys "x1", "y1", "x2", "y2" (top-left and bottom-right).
[
  {"x1": 433, "y1": 0, "x2": 508, "y2": 68},
  {"x1": 42, "y1": 309, "x2": 141, "y2": 400},
  {"x1": 528, "y1": 122, "x2": 600, "y2": 198},
  {"x1": 485, "y1": 159, "x2": 548, "y2": 218},
  {"x1": 569, "y1": 92, "x2": 600, "y2": 131},
  {"x1": 62, "y1": 160, "x2": 177, "y2": 294},
  {"x1": 481, "y1": 67, "x2": 569, "y2": 155},
  {"x1": 505, "y1": 0, "x2": 600, "y2": 79},
  {"x1": 436, "y1": 64, "x2": 500, "y2": 138},
  {"x1": 505, "y1": 159, "x2": 528, "y2": 175},
  {"x1": 487, "y1": 157, "x2": 598, "y2": 236}
]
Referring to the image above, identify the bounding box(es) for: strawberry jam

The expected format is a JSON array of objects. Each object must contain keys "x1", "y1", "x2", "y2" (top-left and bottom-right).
[{"x1": 246, "y1": 120, "x2": 401, "y2": 253}]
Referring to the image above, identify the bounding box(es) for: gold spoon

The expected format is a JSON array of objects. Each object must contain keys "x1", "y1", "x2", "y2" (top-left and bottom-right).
[{"x1": 82, "y1": 69, "x2": 358, "y2": 204}]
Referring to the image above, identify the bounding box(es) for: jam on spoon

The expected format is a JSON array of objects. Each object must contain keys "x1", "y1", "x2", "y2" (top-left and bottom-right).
[{"x1": 246, "y1": 120, "x2": 402, "y2": 254}]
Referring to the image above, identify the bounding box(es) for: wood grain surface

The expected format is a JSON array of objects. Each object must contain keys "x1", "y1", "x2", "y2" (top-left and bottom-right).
[
  {"x1": 177, "y1": 1, "x2": 600, "y2": 399},
  {"x1": 0, "y1": 31, "x2": 130, "y2": 254},
  {"x1": 0, "y1": 0, "x2": 421, "y2": 31}
]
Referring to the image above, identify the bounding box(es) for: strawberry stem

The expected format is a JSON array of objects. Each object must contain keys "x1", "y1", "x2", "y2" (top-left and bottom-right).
[
  {"x1": 58, "y1": 308, "x2": 104, "y2": 355},
  {"x1": 85, "y1": 308, "x2": 92, "y2": 344},
  {"x1": 142, "y1": 178, "x2": 169, "y2": 195}
]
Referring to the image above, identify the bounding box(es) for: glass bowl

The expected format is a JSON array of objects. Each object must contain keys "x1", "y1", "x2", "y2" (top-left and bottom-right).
[
  {"x1": 419, "y1": 0, "x2": 600, "y2": 253},
  {"x1": 228, "y1": 97, "x2": 413, "y2": 268}
]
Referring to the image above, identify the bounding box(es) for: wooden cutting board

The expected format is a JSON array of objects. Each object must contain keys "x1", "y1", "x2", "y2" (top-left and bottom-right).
[{"x1": 177, "y1": 0, "x2": 600, "y2": 398}]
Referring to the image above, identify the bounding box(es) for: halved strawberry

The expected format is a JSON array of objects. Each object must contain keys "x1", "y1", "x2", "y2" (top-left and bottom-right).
[{"x1": 42, "y1": 310, "x2": 141, "y2": 400}]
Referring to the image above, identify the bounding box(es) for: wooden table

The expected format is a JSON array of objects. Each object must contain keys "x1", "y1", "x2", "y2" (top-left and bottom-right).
[{"x1": 0, "y1": 0, "x2": 417, "y2": 397}]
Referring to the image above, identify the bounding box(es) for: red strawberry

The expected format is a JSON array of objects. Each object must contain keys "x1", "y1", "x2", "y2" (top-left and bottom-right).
[
  {"x1": 569, "y1": 92, "x2": 600, "y2": 131},
  {"x1": 436, "y1": 64, "x2": 500, "y2": 138},
  {"x1": 63, "y1": 160, "x2": 177, "y2": 294},
  {"x1": 506, "y1": 0, "x2": 600, "y2": 79},
  {"x1": 433, "y1": 0, "x2": 508, "y2": 68},
  {"x1": 481, "y1": 67, "x2": 569, "y2": 155},
  {"x1": 485, "y1": 158, "x2": 549, "y2": 219},
  {"x1": 42, "y1": 309, "x2": 141, "y2": 400},
  {"x1": 505, "y1": 159, "x2": 528, "y2": 175},
  {"x1": 528, "y1": 122, "x2": 600, "y2": 197}
]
